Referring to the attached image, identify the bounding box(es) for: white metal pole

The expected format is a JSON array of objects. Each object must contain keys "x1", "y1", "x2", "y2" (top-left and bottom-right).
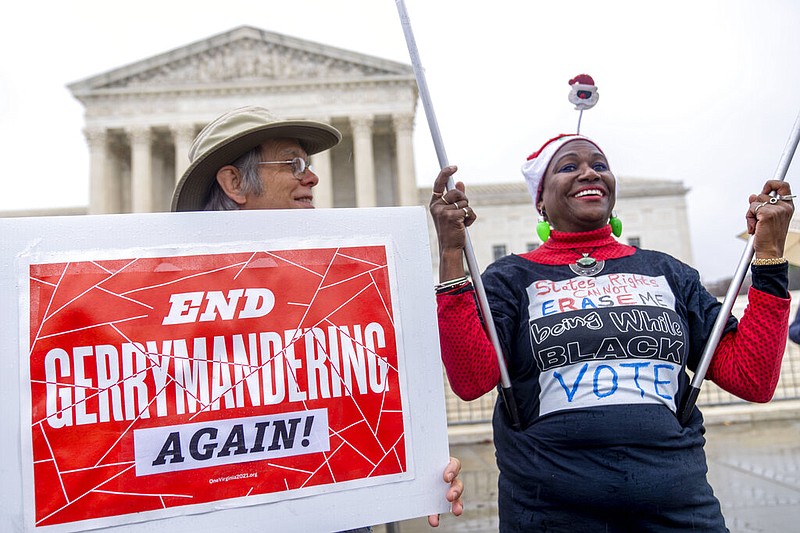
[
  {"x1": 678, "y1": 108, "x2": 800, "y2": 424},
  {"x1": 394, "y1": 0, "x2": 520, "y2": 429}
]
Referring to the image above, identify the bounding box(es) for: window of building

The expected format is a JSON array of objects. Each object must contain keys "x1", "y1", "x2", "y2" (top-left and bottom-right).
[
  {"x1": 492, "y1": 244, "x2": 507, "y2": 261},
  {"x1": 627, "y1": 236, "x2": 641, "y2": 248},
  {"x1": 526, "y1": 242, "x2": 539, "y2": 252}
]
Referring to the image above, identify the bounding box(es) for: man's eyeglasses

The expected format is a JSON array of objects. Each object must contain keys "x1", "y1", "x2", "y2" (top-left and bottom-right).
[{"x1": 258, "y1": 157, "x2": 313, "y2": 179}]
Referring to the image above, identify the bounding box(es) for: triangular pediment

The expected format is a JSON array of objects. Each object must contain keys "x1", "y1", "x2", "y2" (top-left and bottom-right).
[{"x1": 69, "y1": 25, "x2": 413, "y2": 94}]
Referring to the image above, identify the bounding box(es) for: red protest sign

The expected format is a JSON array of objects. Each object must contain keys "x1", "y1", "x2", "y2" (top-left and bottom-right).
[{"x1": 27, "y1": 245, "x2": 406, "y2": 528}]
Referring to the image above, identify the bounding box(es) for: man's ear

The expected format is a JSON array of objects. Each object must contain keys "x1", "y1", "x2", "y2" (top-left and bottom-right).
[{"x1": 216, "y1": 166, "x2": 247, "y2": 205}]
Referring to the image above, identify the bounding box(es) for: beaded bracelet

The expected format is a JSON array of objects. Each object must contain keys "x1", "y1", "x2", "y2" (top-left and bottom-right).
[
  {"x1": 751, "y1": 257, "x2": 788, "y2": 266},
  {"x1": 434, "y1": 275, "x2": 470, "y2": 294}
]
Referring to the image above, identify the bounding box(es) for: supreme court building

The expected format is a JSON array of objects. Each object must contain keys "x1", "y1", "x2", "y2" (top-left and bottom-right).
[{"x1": 68, "y1": 26, "x2": 420, "y2": 215}]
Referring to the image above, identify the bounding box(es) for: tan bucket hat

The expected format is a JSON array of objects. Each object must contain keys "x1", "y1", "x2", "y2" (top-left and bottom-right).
[{"x1": 171, "y1": 105, "x2": 342, "y2": 212}]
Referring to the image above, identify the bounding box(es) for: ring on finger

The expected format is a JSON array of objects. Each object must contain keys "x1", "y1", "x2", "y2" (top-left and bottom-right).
[
  {"x1": 432, "y1": 191, "x2": 444, "y2": 198},
  {"x1": 441, "y1": 192, "x2": 451, "y2": 204},
  {"x1": 754, "y1": 201, "x2": 768, "y2": 214},
  {"x1": 769, "y1": 194, "x2": 796, "y2": 204},
  {"x1": 463, "y1": 207, "x2": 469, "y2": 218}
]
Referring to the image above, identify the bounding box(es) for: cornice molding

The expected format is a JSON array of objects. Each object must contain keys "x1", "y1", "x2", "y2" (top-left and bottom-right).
[{"x1": 74, "y1": 76, "x2": 418, "y2": 101}]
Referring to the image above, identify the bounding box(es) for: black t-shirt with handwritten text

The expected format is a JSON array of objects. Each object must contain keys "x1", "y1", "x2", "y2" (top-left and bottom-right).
[{"x1": 483, "y1": 249, "x2": 733, "y2": 532}]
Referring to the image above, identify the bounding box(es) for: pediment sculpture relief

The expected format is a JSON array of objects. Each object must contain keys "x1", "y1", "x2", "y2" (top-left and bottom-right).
[{"x1": 104, "y1": 39, "x2": 391, "y2": 89}]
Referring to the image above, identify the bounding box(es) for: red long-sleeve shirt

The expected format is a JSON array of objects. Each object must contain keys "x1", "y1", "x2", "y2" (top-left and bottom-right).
[{"x1": 437, "y1": 227, "x2": 790, "y2": 405}]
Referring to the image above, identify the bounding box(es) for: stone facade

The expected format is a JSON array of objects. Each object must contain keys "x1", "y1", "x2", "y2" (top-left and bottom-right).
[{"x1": 67, "y1": 26, "x2": 420, "y2": 214}]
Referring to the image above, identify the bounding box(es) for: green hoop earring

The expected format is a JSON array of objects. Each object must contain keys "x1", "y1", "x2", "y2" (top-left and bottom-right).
[
  {"x1": 536, "y1": 217, "x2": 551, "y2": 242},
  {"x1": 610, "y1": 214, "x2": 622, "y2": 238}
]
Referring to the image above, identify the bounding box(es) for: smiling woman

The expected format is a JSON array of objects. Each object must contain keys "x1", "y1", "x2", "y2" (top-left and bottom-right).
[{"x1": 429, "y1": 132, "x2": 794, "y2": 532}]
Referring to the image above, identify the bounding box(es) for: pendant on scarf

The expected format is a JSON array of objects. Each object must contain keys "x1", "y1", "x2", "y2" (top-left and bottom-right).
[{"x1": 569, "y1": 253, "x2": 605, "y2": 277}]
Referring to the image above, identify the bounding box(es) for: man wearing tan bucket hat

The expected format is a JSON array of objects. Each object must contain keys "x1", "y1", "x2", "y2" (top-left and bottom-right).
[
  {"x1": 170, "y1": 105, "x2": 463, "y2": 531},
  {"x1": 172, "y1": 105, "x2": 341, "y2": 212}
]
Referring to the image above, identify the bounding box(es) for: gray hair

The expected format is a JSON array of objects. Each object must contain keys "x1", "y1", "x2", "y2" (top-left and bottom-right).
[{"x1": 203, "y1": 145, "x2": 265, "y2": 211}]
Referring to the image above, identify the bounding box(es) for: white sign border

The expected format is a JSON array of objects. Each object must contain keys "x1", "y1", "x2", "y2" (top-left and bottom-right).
[{"x1": 1, "y1": 206, "x2": 450, "y2": 533}]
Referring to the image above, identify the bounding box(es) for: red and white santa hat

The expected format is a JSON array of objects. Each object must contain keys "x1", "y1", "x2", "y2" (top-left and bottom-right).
[{"x1": 521, "y1": 134, "x2": 604, "y2": 212}]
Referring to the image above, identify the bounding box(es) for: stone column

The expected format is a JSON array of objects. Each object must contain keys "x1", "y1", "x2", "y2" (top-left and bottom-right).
[
  {"x1": 85, "y1": 127, "x2": 110, "y2": 214},
  {"x1": 350, "y1": 115, "x2": 376, "y2": 207},
  {"x1": 127, "y1": 126, "x2": 153, "y2": 213},
  {"x1": 312, "y1": 149, "x2": 334, "y2": 208},
  {"x1": 393, "y1": 113, "x2": 417, "y2": 206},
  {"x1": 172, "y1": 124, "x2": 195, "y2": 186}
]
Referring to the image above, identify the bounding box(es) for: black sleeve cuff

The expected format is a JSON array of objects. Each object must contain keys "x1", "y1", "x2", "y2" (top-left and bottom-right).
[{"x1": 750, "y1": 262, "x2": 789, "y2": 298}]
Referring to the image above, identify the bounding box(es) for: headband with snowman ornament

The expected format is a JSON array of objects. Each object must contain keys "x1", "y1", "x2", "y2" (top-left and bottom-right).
[
  {"x1": 568, "y1": 73, "x2": 599, "y2": 134},
  {"x1": 521, "y1": 74, "x2": 602, "y2": 212},
  {"x1": 521, "y1": 74, "x2": 621, "y2": 241}
]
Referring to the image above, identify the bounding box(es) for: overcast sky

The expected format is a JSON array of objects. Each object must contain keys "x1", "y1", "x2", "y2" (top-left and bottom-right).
[{"x1": 2, "y1": 0, "x2": 799, "y2": 283}]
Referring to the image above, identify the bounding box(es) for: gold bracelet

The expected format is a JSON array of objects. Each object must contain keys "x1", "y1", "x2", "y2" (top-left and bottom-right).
[{"x1": 751, "y1": 257, "x2": 788, "y2": 266}]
